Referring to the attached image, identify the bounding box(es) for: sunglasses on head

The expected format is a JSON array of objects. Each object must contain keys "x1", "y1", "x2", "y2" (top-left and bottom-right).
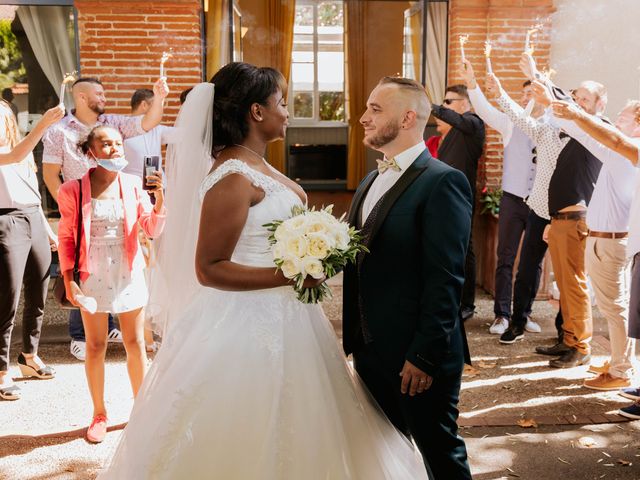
[{"x1": 443, "y1": 98, "x2": 464, "y2": 105}]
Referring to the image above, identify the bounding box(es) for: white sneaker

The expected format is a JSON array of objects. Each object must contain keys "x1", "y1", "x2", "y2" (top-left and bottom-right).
[
  {"x1": 70, "y1": 339, "x2": 86, "y2": 361},
  {"x1": 489, "y1": 317, "x2": 509, "y2": 335},
  {"x1": 107, "y1": 328, "x2": 123, "y2": 343},
  {"x1": 525, "y1": 318, "x2": 542, "y2": 333}
]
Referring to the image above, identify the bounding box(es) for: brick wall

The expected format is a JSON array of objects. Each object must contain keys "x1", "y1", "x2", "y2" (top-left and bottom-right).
[
  {"x1": 74, "y1": 0, "x2": 203, "y2": 123},
  {"x1": 447, "y1": 0, "x2": 555, "y2": 191}
]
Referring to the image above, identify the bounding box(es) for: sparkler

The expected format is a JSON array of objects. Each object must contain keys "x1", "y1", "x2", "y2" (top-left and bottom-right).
[
  {"x1": 524, "y1": 24, "x2": 543, "y2": 55},
  {"x1": 459, "y1": 35, "x2": 469, "y2": 63},
  {"x1": 160, "y1": 50, "x2": 174, "y2": 78},
  {"x1": 59, "y1": 71, "x2": 77, "y2": 106},
  {"x1": 484, "y1": 41, "x2": 493, "y2": 75}
]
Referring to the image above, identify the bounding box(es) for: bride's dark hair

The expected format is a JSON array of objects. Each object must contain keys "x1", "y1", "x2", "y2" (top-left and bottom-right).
[{"x1": 210, "y1": 62, "x2": 287, "y2": 156}]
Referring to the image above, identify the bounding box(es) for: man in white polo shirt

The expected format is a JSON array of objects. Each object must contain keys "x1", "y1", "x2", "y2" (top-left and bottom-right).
[{"x1": 551, "y1": 100, "x2": 637, "y2": 391}]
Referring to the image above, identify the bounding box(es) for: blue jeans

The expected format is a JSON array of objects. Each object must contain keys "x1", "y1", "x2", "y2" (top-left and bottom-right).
[{"x1": 68, "y1": 309, "x2": 117, "y2": 341}]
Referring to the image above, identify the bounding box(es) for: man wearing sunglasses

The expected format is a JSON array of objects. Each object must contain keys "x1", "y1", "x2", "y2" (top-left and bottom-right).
[{"x1": 431, "y1": 85, "x2": 485, "y2": 322}]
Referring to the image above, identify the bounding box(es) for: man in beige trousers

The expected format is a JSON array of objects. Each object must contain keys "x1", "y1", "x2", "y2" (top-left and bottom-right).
[{"x1": 551, "y1": 100, "x2": 639, "y2": 389}]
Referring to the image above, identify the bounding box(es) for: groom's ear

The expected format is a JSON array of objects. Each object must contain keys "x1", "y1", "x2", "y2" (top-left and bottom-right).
[
  {"x1": 250, "y1": 103, "x2": 264, "y2": 122},
  {"x1": 402, "y1": 110, "x2": 417, "y2": 129}
]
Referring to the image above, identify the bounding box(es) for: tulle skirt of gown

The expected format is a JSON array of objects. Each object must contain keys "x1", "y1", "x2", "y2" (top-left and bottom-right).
[{"x1": 98, "y1": 286, "x2": 429, "y2": 479}]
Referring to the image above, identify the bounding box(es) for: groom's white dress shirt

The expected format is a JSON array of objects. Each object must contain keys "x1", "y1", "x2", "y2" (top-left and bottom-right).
[{"x1": 362, "y1": 142, "x2": 426, "y2": 223}]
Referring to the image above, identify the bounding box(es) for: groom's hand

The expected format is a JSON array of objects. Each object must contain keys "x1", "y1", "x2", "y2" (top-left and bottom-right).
[{"x1": 399, "y1": 361, "x2": 433, "y2": 396}]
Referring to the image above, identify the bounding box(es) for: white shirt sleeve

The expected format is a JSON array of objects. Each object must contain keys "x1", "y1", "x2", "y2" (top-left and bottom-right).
[
  {"x1": 551, "y1": 115, "x2": 633, "y2": 170},
  {"x1": 160, "y1": 125, "x2": 182, "y2": 145},
  {"x1": 468, "y1": 86, "x2": 513, "y2": 146}
]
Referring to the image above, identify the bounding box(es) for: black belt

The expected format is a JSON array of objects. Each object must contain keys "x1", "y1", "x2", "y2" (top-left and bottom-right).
[
  {"x1": 551, "y1": 211, "x2": 586, "y2": 221},
  {"x1": 503, "y1": 191, "x2": 525, "y2": 202}
]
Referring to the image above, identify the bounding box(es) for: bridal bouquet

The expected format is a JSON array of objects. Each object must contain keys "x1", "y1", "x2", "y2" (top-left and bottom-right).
[{"x1": 265, "y1": 205, "x2": 368, "y2": 303}]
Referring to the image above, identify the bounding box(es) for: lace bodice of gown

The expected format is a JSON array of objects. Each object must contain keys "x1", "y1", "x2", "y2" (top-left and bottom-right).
[{"x1": 199, "y1": 159, "x2": 303, "y2": 268}]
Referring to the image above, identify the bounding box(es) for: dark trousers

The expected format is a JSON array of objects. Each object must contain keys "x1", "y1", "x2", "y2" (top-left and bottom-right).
[
  {"x1": 511, "y1": 210, "x2": 549, "y2": 330},
  {"x1": 494, "y1": 193, "x2": 530, "y2": 319},
  {"x1": 0, "y1": 207, "x2": 51, "y2": 371},
  {"x1": 354, "y1": 345, "x2": 471, "y2": 480},
  {"x1": 461, "y1": 219, "x2": 476, "y2": 311}
]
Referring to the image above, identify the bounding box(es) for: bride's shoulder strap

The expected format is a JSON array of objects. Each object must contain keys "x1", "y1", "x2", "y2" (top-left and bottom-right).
[{"x1": 199, "y1": 159, "x2": 264, "y2": 200}]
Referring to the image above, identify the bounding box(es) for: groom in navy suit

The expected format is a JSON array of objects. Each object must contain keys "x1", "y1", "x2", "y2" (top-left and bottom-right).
[{"x1": 343, "y1": 77, "x2": 472, "y2": 479}]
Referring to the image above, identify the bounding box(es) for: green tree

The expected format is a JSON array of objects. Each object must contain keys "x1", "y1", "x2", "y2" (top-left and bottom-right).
[
  {"x1": 318, "y1": 2, "x2": 343, "y2": 27},
  {"x1": 0, "y1": 20, "x2": 26, "y2": 90}
]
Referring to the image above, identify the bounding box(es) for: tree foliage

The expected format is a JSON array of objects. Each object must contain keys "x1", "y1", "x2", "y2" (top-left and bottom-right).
[{"x1": 0, "y1": 20, "x2": 26, "y2": 90}]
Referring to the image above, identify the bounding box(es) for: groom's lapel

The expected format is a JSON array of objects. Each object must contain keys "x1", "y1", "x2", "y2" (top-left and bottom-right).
[
  {"x1": 366, "y1": 149, "x2": 432, "y2": 246},
  {"x1": 348, "y1": 170, "x2": 378, "y2": 228}
]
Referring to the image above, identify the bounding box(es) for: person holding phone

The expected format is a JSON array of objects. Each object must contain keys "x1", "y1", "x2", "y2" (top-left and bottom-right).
[
  {"x1": 57, "y1": 125, "x2": 166, "y2": 442},
  {"x1": 43, "y1": 77, "x2": 169, "y2": 362}
]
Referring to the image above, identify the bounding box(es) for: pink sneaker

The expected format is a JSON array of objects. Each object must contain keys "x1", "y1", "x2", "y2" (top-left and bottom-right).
[{"x1": 86, "y1": 414, "x2": 108, "y2": 443}]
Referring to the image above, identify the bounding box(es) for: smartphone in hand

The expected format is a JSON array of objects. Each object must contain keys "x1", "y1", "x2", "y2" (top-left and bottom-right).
[
  {"x1": 143, "y1": 155, "x2": 160, "y2": 204},
  {"x1": 143, "y1": 155, "x2": 160, "y2": 189}
]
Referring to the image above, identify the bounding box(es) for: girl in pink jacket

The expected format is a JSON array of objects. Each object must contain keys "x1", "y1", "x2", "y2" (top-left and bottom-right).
[{"x1": 58, "y1": 125, "x2": 165, "y2": 443}]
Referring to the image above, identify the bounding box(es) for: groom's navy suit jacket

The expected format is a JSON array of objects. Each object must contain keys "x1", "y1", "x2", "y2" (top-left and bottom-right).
[{"x1": 343, "y1": 149, "x2": 472, "y2": 378}]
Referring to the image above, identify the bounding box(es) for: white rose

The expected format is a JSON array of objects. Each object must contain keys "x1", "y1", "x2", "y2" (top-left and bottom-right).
[
  {"x1": 274, "y1": 223, "x2": 289, "y2": 241},
  {"x1": 287, "y1": 214, "x2": 310, "y2": 232},
  {"x1": 285, "y1": 235, "x2": 308, "y2": 258},
  {"x1": 334, "y1": 226, "x2": 351, "y2": 251},
  {"x1": 281, "y1": 256, "x2": 303, "y2": 279},
  {"x1": 306, "y1": 232, "x2": 335, "y2": 259},
  {"x1": 305, "y1": 219, "x2": 329, "y2": 235},
  {"x1": 302, "y1": 257, "x2": 325, "y2": 279},
  {"x1": 272, "y1": 242, "x2": 286, "y2": 260}
]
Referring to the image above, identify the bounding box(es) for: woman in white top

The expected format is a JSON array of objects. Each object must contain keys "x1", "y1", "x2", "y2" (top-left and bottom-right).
[{"x1": 0, "y1": 100, "x2": 64, "y2": 400}]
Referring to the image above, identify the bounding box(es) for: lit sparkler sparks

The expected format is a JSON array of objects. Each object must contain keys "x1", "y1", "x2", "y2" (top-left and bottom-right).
[
  {"x1": 160, "y1": 50, "x2": 174, "y2": 78},
  {"x1": 59, "y1": 70, "x2": 77, "y2": 106},
  {"x1": 459, "y1": 35, "x2": 469, "y2": 63}
]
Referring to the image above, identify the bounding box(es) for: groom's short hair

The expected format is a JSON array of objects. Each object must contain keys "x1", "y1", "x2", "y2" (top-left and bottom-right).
[{"x1": 378, "y1": 76, "x2": 431, "y2": 121}]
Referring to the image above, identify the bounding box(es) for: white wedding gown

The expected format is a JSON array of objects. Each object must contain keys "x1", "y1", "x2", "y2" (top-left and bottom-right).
[{"x1": 99, "y1": 160, "x2": 429, "y2": 480}]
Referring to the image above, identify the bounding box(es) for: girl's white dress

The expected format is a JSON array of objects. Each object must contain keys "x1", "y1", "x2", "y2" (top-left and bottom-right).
[
  {"x1": 98, "y1": 160, "x2": 429, "y2": 479},
  {"x1": 81, "y1": 198, "x2": 148, "y2": 313}
]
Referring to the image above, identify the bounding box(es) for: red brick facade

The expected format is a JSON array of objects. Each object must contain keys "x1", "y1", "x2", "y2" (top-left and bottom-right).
[
  {"x1": 70, "y1": 0, "x2": 555, "y2": 189},
  {"x1": 447, "y1": 0, "x2": 555, "y2": 190},
  {"x1": 74, "y1": 0, "x2": 203, "y2": 122}
]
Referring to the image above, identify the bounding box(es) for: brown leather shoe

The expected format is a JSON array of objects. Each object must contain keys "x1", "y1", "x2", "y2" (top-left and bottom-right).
[
  {"x1": 584, "y1": 373, "x2": 631, "y2": 391},
  {"x1": 588, "y1": 361, "x2": 610, "y2": 375}
]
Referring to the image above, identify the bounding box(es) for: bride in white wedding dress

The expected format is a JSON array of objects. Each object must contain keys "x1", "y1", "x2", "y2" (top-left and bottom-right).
[{"x1": 98, "y1": 63, "x2": 430, "y2": 479}]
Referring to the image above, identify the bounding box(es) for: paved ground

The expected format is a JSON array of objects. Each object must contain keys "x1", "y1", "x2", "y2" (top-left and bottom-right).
[{"x1": 1, "y1": 284, "x2": 640, "y2": 479}]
